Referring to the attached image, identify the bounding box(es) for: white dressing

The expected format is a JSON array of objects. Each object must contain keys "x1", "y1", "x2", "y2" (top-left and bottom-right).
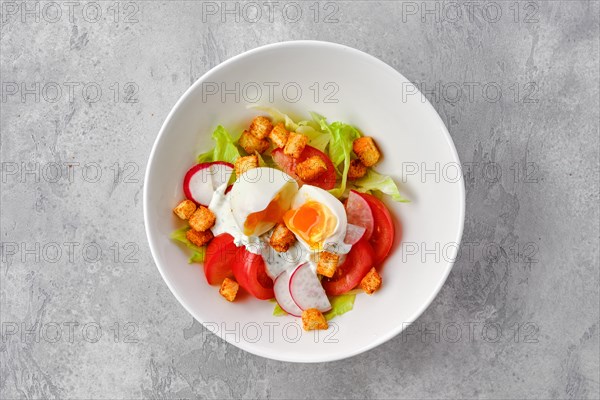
[{"x1": 262, "y1": 239, "x2": 310, "y2": 279}]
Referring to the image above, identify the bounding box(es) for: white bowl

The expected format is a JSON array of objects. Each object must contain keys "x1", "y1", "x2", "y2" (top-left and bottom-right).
[{"x1": 144, "y1": 41, "x2": 465, "y2": 363}]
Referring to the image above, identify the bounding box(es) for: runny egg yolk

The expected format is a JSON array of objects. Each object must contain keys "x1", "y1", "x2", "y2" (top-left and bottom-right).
[
  {"x1": 283, "y1": 201, "x2": 337, "y2": 250},
  {"x1": 244, "y1": 194, "x2": 287, "y2": 236}
]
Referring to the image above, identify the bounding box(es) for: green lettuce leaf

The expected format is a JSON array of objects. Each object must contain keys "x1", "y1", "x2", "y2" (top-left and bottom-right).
[
  {"x1": 309, "y1": 111, "x2": 326, "y2": 126},
  {"x1": 352, "y1": 169, "x2": 410, "y2": 202},
  {"x1": 323, "y1": 293, "x2": 356, "y2": 321},
  {"x1": 170, "y1": 226, "x2": 206, "y2": 263},
  {"x1": 316, "y1": 119, "x2": 361, "y2": 198},
  {"x1": 296, "y1": 125, "x2": 330, "y2": 153},
  {"x1": 296, "y1": 112, "x2": 326, "y2": 134},
  {"x1": 271, "y1": 293, "x2": 357, "y2": 320},
  {"x1": 273, "y1": 303, "x2": 287, "y2": 316},
  {"x1": 196, "y1": 150, "x2": 213, "y2": 163},
  {"x1": 247, "y1": 105, "x2": 299, "y2": 131},
  {"x1": 197, "y1": 125, "x2": 240, "y2": 164},
  {"x1": 327, "y1": 122, "x2": 360, "y2": 167}
]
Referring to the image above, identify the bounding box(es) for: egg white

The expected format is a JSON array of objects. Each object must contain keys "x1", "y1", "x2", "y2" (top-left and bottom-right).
[
  {"x1": 229, "y1": 167, "x2": 298, "y2": 237},
  {"x1": 287, "y1": 185, "x2": 352, "y2": 255}
]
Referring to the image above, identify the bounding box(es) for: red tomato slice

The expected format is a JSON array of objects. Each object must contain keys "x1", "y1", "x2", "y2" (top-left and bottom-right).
[
  {"x1": 271, "y1": 145, "x2": 336, "y2": 190},
  {"x1": 322, "y1": 237, "x2": 375, "y2": 296},
  {"x1": 345, "y1": 190, "x2": 375, "y2": 240},
  {"x1": 204, "y1": 233, "x2": 237, "y2": 285},
  {"x1": 232, "y1": 247, "x2": 274, "y2": 300},
  {"x1": 358, "y1": 192, "x2": 395, "y2": 265}
]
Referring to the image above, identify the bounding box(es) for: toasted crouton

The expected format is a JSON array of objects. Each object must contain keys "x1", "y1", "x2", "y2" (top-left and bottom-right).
[
  {"x1": 283, "y1": 132, "x2": 308, "y2": 159},
  {"x1": 302, "y1": 308, "x2": 328, "y2": 331},
  {"x1": 316, "y1": 251, "x2": 339, "y2": 278},
  {"x1": 353, "y1": 137, "x2": 381, "y2": 167},
  {"x1": 348, "y1": 159, "x2": 367, "y2": 180},
  {"x1": 235, "y1": 155, "x2": 259, "y2": 177},
  {"x1": 186, "y1": 229, "x2": 213, "y2": 247},
  {"x1": 219, "y1": 277, "x2": 239, "y2": 302},
  {"x1": 249, "y1": 116, "x2": 273, "y2": 139},
  {"x1": 239, "y1": 130, "x2": 270, "y2": 154},
  {"x1": 360, "y1": 267, "x2": 382, "y2": 295},
  {"x1": 188, "y1": 206, "x2": 216, "y2": 232},
  {"x1": 173, "y1": 199, "x2": 197, "y2": 220},
  {"x1": 269, "y1": 223, "x2": 296, "y2": 252},
  {"x1": 295, "y1": 156, "x2": 327, "y2": 181},
  {"x1": 268, "y1": 122, "x2": 289, "y2": 148}
]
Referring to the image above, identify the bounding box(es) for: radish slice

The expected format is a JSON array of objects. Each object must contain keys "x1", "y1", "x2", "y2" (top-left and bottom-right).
[
  {"x1": 183, "y1": 161, "x2": 233, "y2": 206},
  {"x1": 344, "y1": 223, "x2": 366, "y2": 245},
  {"x1": 345, "y1": 190, "x2": 375, "y2": 240},
  {"x1": 184, "y1": 163, "x2": 213, "y2": 205},
  {"x1": 274, "y1": 269, "x2": 303, "y2": 317},
  {"x1": 209, "y1": 162, "x2": 234, "y2": 190},
  {"x1": 289, "y1": 263, "x2": 331, "y2": 312}
]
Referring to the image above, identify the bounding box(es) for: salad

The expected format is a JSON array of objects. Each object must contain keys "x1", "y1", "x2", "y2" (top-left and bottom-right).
[{"x1": 171, "y1": 107, "x2": 407, "y2": 331}]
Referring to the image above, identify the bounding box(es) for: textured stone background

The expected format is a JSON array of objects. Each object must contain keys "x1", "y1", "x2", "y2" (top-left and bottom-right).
[{"x1": 1, "y1": 1, "x2": 599, "y2": 399}]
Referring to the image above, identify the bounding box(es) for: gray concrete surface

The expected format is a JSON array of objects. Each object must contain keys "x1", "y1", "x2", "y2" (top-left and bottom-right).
[{"x1": 1, "y1": 1, "x2": 599, "y2": 399}]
